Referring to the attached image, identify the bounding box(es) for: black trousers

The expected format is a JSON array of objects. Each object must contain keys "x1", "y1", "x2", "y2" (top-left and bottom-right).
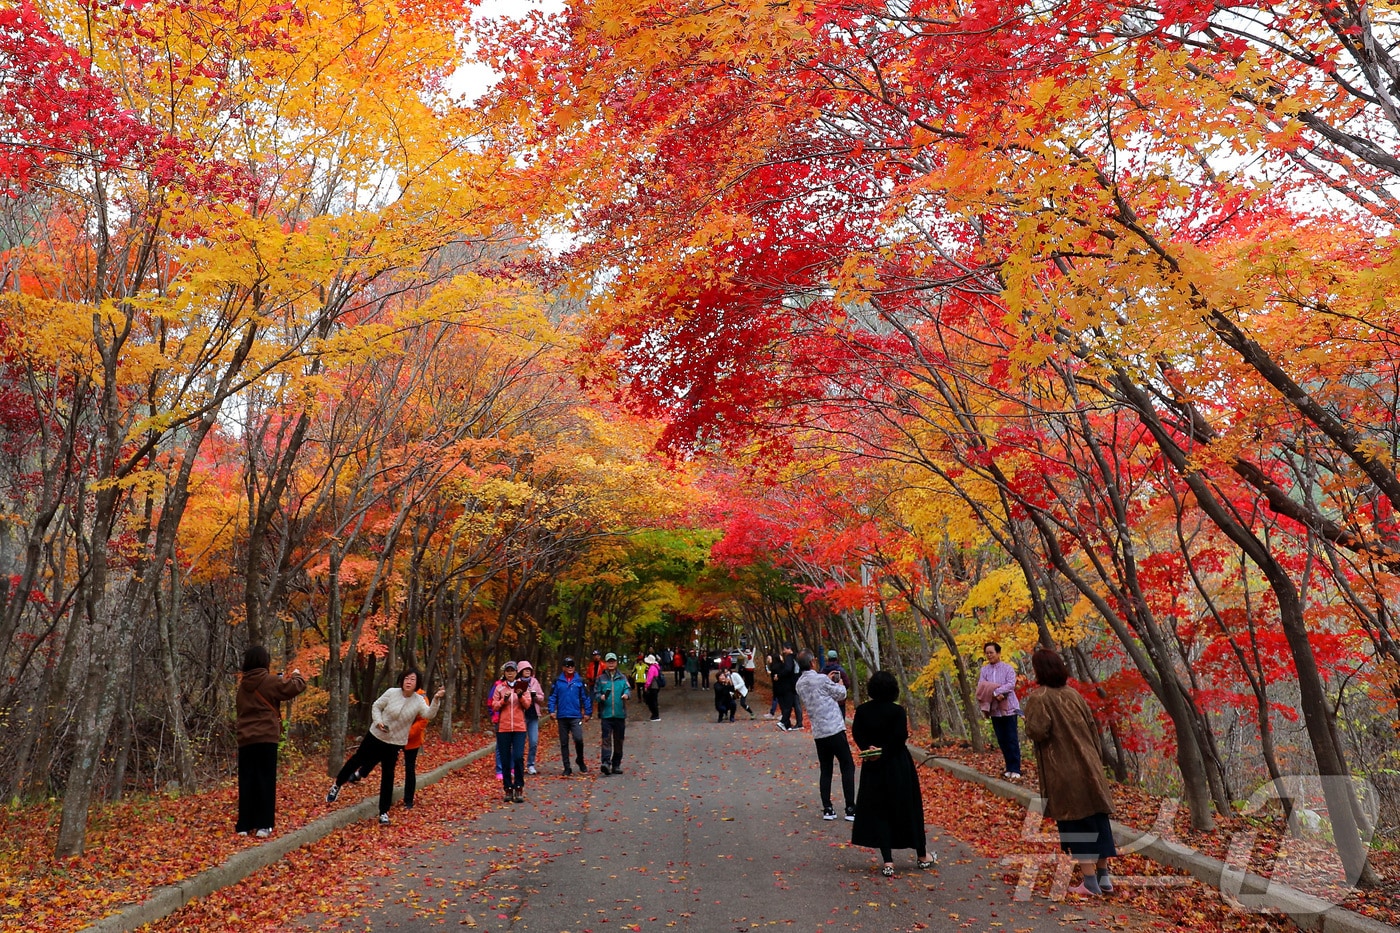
[
  {"x1": 403, "y1": 747, "x2": 420, "y2": 807},
  {"x1": 643, "y1": 687, "x2": 660, "y2": 719},
  {"x1": 237, "y1": 742, "x2": 279, "y2": 833},
  {"x1": 600, "y1": 717, "x2": 626, "y2": 768},
  {"x1": 813, "y1": 732, "x2": 856, "y2": 811},
  {"x1": 777, "y1": 691, "x2": 797, "y2": 728},
  {"x1": 336, "y1": 732, "x2": 402, "y2": 815},
  {"x1": 558, "y1": 717, "x2": 585, "y2": 765}
]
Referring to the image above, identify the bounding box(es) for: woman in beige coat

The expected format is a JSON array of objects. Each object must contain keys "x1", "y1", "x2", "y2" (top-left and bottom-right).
[{"x1": 1022, "y1": 648, "x2": 1116, "y2": 895}]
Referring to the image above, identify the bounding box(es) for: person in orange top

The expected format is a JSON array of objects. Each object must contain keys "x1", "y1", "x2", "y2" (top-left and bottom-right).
[
  {"x1": 491, "y1": 661, "x2": 534, "y2": 803},
  {"x1": 584, "y1": 649, "x2": 604, "y2": 687},
  {"x1": 402, "y1": 687, "x2": 440, "y2": 810}
]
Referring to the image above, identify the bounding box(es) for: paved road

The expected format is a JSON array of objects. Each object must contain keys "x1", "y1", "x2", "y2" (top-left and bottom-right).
[{"x1": 313, "y1": 682, "x2": 1108, "y2": 933}]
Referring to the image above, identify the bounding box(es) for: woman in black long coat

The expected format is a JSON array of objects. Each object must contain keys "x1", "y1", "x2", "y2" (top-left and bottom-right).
[{"x1": 850, "y1": 670, "x2": 936, "y2": 877}]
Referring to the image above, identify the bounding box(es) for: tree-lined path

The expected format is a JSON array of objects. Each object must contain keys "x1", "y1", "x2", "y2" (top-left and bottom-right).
[{"x1": 314, "y1": 687, "x2": 1107, "y2": 933}]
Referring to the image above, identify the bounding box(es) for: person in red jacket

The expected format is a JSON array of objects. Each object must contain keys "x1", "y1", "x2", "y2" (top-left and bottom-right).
[
  {"x1": 235, "y1": 645, "x2": 306, "y2": 838},
  {"x1": 584, "y1": 650, "x2": 605, "y2": 688}
]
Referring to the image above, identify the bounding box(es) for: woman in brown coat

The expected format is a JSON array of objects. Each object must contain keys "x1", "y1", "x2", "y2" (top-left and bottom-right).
[
  {"x1": 1022, "y1": 648, "x2": 1116, "y2": 895},
  {"x1": 236, "y1": 645, "x2": 306, "y2": 837}
]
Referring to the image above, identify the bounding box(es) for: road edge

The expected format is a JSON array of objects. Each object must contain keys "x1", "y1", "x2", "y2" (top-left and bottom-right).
[{"x1": 923, "y1": 755, "x2": 1396, "y2": 933}]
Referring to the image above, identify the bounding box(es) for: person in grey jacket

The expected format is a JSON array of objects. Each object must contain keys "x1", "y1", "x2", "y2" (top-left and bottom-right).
[{"x1": 794, "y1": 649, "x2": 856, "y2": 821}]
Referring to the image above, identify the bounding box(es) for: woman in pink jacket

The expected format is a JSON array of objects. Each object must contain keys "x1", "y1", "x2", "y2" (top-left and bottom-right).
[{"x1": 491, "y1": 660, "x2": 534, "y2": 803}]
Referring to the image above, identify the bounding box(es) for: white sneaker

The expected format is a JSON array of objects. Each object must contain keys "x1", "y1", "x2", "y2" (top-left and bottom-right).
[
  {"x1": 527, "y1": 765, "x2": 538, "y2": 775},
  {"x1": 255, "y1": 828, "x2": 271, "y2": 839},
  {"x1": 1008, "y1": 772, "x2": 1022, "y2": 780},
  {"x1": 378, "y1": 813, "x2": 390, "y2": 825}
]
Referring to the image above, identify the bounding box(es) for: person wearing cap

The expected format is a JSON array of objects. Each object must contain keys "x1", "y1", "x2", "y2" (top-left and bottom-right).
[
  {"x1": 594, "y1": 651, "x2": 631, "y2": 775},
  {"x1": 517, "y1": 661, "x2": 547, "y2": 775},
  {"x1": 821, "y1": 649, "x2": 852, "y2": 717},
  {"x1": 641, "y1": 654, "x2": 663, "y2": 721},
  {"x1": 490, "y1": 661, "x2": 534, "y2": 803},
  {"x1": 549, "y1": 657, "x2": 592, "y2": 775},
  {"x1": 584, "y1": 650, "x2": 605, "y2": 687}
]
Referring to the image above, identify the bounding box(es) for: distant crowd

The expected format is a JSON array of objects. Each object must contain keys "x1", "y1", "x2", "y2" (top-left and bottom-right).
[{"x1": 236, "y1": 639, "x2": 1116, "y2": 889}]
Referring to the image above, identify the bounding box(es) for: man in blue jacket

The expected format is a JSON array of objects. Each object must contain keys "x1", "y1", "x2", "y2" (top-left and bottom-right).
[
  {"x1": 549, "y1": 657, "x2": 593, "y2": 775},
  {"x1": 593, "y1": 652, "x2": 631, "y2": 775}
]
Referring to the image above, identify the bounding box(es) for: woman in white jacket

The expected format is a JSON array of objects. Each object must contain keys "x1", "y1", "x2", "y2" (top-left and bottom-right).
[
  {"x1": 327, "y1": 670, "x2": 444, "y2": 824},
  {"x1": 730, "y1": 667, "x2": 755, "y2": 719}
]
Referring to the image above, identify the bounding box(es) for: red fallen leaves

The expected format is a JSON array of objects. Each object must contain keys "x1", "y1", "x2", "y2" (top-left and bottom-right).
[
  {"x1": 927, "y1": 746, "x2": 1400, "y2": 930},
  {"x1": 0, "y1": 733, "x2": 490, "y2": 933}
]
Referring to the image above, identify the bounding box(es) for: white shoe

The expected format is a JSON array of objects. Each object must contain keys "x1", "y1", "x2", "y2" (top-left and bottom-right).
[
  {"x1": 378, "y1": 813, "x2": 391, "y2": 825},
  {"x1": 527, "y1": 765, "x2": 538, "y2": 775},
  {"x1": 255, "y1": 828, "x2": 271, "y2": 839},
  {"x1": 1008, "y1": 772, "x2": 1022, "y2": 780}
]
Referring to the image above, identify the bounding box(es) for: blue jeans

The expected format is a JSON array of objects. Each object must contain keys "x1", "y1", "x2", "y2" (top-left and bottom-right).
[
  {"x1": 991, "y1": 715, "x2": 1022, "y2": 774},
  {"x1": 497, "y1": 730, "x2": 526, "y2": 792},
  {"x1": 526, "y1": 717, "x2": 540, "y2": 768}
]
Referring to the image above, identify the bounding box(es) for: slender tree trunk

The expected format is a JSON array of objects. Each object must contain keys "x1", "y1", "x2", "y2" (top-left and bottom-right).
[{"x1": 156, "y1": 572, "x2": 197, "y2": 793}]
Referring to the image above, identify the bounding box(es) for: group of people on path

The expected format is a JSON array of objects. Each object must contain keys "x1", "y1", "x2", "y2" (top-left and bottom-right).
[{"x1": 237, "y1": 638, "x2": 1115, "y2": 893}]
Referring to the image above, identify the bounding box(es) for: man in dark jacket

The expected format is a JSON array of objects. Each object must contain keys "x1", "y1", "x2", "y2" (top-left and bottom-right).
[{"x1": 774, "y1": 643, "x2": 802, "y2": 731}]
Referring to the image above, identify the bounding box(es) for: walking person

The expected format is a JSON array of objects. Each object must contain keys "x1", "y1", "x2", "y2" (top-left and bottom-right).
[
  {"x1": 1022, "y1": 647, "x2": 1117, "y2": 895},
  {"x1": 794, "y1": 649, "x2": 856, "y2": 821},
  {"x1": 764, "y1": 653, "x2": 780, "y2": 718},
  {"x1": 686, "y1": 649, "x2": 699, "y2": 688},
  {"x1": 549, "y1": 656, "x2": 592, "y2": 775},
  {"x1": 978, "y1": 641, "x2": 1022, "y2": 780},
  {"x1": 731, "y1": 665, "x2": 755, "y2": 718},
  {"x1": 642, "y1": 654, "x2": 663, "y2": 721},
  {"x1": 594, "y1": 652, "x2": 631, "y2": 775},
  {"x1": 741, "y1": 648, "x2": 756, "y2": 690},
  {"x1": 699, "y1": 652, "x2": 712, "y2": 688},
  {"x1": 518, "y1": 661, "x2": 547, "y2": 775},
  {"x1": 714, "y1": 670, "x2": 737, "y2": 722},
  {"x1": 773, "y1": 644, "x2": 801, "y2": 731},
  {"x1": 491, "y1": 661, "x2": 534, "y2": 803},
  {"x1": 671, "y1": 647, "x2": 685, "y2": 686},
  {"x1": 851, "y1": 670, "x2": 934, "y2": 876},
  {"x1": 584, "y1": 650, "x2": 605, "y2": 688},
  {"x1": 235, "y1": 646, "x2": 306, "y2": 837},
  {"x1": 327, "y1": 670, "x2": 445, "y2": 824}
]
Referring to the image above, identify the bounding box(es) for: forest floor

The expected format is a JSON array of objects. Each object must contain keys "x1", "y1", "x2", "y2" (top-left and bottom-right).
[{"x1": 929, "y1": 744, "x2": 1400, "y2": 930}]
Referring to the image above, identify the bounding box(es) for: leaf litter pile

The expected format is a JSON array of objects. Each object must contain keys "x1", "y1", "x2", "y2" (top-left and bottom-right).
[
  {"x1": 0, "y1": 733, "x2": 491, "y2": 933},
  {"x1": 927, "y1": 746, "x2": 1400, "y2": 930}
]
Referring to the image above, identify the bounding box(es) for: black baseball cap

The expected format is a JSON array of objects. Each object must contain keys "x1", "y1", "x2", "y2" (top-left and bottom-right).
[{"x1": 563, "y1": 656, "x2": 576, "y2": 666}]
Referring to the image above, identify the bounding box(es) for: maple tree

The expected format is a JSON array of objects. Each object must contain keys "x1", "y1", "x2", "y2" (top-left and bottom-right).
[{"x1": 486, "y1": 0, "x2": 1400, "y2": 879}]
